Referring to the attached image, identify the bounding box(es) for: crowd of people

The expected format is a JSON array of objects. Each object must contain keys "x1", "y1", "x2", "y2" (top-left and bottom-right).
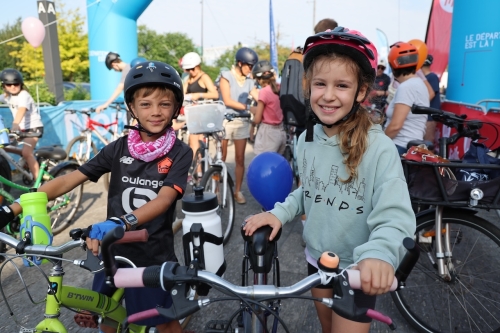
[{"x1": 0, "y1": 16, "x2": 445, "y2": 333}]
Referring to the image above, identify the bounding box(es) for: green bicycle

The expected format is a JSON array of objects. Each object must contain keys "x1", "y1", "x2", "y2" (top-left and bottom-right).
[
  {"x1": 0, "y1": 131, "x2": 83, "y2": 236},
  {"x1": 0, "y1": 229, "x2": 193, "y2": 333}
]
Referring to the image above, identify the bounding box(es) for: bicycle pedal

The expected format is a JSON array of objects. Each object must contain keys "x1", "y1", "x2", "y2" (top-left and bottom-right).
[
  {"x1": 74, "y1": 311, "x2": 99, "y2": 328},
  {"x1": 204, "y1": 320, "x2": 232, "y2": 333}
]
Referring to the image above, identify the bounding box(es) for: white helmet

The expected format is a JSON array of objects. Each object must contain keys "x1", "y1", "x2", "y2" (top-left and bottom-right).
[
  {"x1": 378, "y1": 58, "x2": 387, "y2": 68},
  {"x1": 181, "y1": 52, "x2": 202, "y2": 69}
]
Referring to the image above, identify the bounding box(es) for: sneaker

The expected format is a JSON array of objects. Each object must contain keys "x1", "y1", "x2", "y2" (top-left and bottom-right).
[{"x1": 234, "y1": 191, "x2": 246, "y2": 204}]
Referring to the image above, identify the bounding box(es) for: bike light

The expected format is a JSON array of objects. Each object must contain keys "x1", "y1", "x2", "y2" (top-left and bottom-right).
[{"x1": 469, "y1": 188, "x2": 484, "y2": 206}]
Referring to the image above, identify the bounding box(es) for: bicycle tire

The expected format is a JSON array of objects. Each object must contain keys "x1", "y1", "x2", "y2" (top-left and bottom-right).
[
  {"x1": 200, "y1": 167, "x2": 235, "y2": 245},
  {"x1": 190, "y1": 147, "x2": 205, "y2": 187},
  {"x1": 391, "y1": 210, "x2": 500, "y2": 333},
  {"x1": 283, "y1": 145, "x2": 299, "y2": 187},
  {"x1": 48, "y1": 165, "x2": 83, "y2": 235},
  {"x1": 66, "y1": 135, "x2": 98, "y2": 165},
  {"x1": 0, "y1": 156, "x2": 12, "y2": 205}
]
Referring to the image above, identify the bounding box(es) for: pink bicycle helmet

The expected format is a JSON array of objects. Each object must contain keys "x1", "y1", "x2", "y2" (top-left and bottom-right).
[
  {"x1": 301, "y1": 27, "x2": 378, "y2": 141},
  {"x1": 303, "y1": 27, "x2": 378, "y2": 81}
]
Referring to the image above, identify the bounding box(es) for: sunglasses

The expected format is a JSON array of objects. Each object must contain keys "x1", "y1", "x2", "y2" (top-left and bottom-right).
[
  {"x1": 3, "y1": 83, "x2": 20, "y2": 87},
  {"x1": 304, "y1": 27, "x2": 375, "y2": 60},
  {"x1": 245, "y1": 63, "x2": 254, "y2": 70},
  {"x1": 377, "y1": 65, "x2": 385, "y2": 69},
  {"x1": 185, "y1": 68, "x2": 196, "y2": 72}
]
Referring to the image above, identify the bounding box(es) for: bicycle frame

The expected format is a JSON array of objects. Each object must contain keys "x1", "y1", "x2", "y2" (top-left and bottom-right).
[
  {"x1": 0, "y1": 151, "x2": 71, "y2": 214},
  {"x1": 201, "y1": 131, "x2": 229, "y2": 207},
  {"x1": 29, "y1": 264, "x2": 146, "y2": 333}
]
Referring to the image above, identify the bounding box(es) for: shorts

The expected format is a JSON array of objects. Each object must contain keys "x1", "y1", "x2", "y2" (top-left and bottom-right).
[
  {"x1": 307, "y1": 263, "x2": 376, "y2": 323},
  {"x1": 253, "y1": 123, "x2": 286, "y2": 155},
  {"x1": 92, "y1": 268, "x2": 174, "y2": 327},
  {"x1": 21, "y1": 127, "x2": 43, "y2": 138},
  {"x1": 223, "y1": 118, "x2": 250, "y2": 140}
]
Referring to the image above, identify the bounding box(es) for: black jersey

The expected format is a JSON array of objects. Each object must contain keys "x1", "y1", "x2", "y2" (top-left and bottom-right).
[{"x1": 79, "y1": 136, "x2": 193, "y2": 266}]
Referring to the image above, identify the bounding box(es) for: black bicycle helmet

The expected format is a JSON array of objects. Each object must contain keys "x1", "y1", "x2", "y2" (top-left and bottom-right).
[
  {"x1": 235, "y1": 47, "x2": 258, "y2": 66},
  {"x1": 0, "y1": 69, "x2": 23, "y2": 85},
  {"x1": 423, "y1": 54, "x2": 433, "y2": 66},
  {"x1": 124, "y1": 61, "x2": 184, "y2": 118},
  {"x1": 105, "y1": 52, "x2": 121, "y2": 70},
  {"x1": 252, "y1": 60, "x2": 275, "y2": 79}
]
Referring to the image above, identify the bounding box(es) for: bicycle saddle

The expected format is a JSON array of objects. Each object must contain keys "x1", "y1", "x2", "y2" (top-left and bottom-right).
[
  {"x1": 35, "y1": 145, "x2": 67, "y2": 161},
  {"x1": 406, "y1": 139, "x2": 434, "y2": 151},
  {"x1": 240, "y1": 224, "x2": 282, "y2": 274}
]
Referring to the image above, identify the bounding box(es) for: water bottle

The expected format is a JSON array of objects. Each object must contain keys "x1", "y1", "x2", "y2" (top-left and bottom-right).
[
  {"x1": 19, "y1": 191, "x2": 53, "y2": 266},
  {"x1": 182, "y1": 186, "x2": 225, "y2": 277}
]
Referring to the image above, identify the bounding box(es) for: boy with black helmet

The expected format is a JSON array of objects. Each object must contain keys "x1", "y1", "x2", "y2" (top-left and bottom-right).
[
  {"x1": 0, "y1": 68, "x2": 44, "y2": 179},
  {"x1": 96, "y1": 52, "x2": 131, "y2": 116},
  {"x1": 0, "y1": 61, "x2": 192, "y2": 332},
  {"x1": 219, "y1": 47, "x2": 259, "y2": 204}
]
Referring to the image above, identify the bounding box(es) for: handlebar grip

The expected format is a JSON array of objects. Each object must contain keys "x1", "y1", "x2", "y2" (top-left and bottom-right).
[
  {"x1": 394, "y1": 237, "x2": 420, "y2": 286},
  {"x1": 411, "y1": 104, "x2": 443, "y2": 115},
  {"x1": 115, "y1": 229, "x2": 149, "y2": 244}
]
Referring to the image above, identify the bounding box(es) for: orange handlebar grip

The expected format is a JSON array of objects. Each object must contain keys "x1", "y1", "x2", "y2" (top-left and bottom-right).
[{"x1": 115, "y1": 229, "x2": 149, "y2": 244}]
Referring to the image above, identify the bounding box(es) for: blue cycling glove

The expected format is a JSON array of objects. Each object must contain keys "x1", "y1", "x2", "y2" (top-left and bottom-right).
[{"x1": 88, "y1": 217, "x2": 125, "y2": 241}]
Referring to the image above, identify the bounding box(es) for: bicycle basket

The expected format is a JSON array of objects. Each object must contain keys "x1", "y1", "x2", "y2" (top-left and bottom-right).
[{"x1": 184, "y1": 101, "x2": 226, "y2": 134}]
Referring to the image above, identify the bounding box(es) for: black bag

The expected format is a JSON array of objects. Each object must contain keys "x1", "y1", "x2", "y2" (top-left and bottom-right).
[
  {"x1": 457, "y1": 142, "x2": 500, "y2": 181},
  {"x1": 279, "y1": 49, "x2": 307, "y2": 127}
]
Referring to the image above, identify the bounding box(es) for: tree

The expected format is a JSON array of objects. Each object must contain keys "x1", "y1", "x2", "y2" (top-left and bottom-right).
[
  {"x1": 8, "y1": 4, "x2": 89, "y2": 82},
  {"x1": 0, "y1": 18, "x2": 23, "y2": 71},
  {"x1": 138, "y1": 25, "x2": 196, "y2": 74}
]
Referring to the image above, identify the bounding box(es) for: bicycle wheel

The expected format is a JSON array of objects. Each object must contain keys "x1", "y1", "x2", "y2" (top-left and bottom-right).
[
  {"x1": 0, "y1": 156, "x2": 12, "y2": 205},
  {"x1": 48, "y1": 165, "x2": 83, "y2": 235},
  {"x1": 391, "y1": 210, "x2": 500, "y2": 333},
  {"x1": 200, "y1": 167, "x2": 235, "y2": 245},
  {"x1": 66, "y1": 135, "x2": 98, "y2": 165}
]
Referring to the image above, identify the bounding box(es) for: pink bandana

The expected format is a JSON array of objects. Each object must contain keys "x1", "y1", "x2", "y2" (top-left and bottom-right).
[{"x1": 127, "y1": 127, "x2": 176, "y2": 162}]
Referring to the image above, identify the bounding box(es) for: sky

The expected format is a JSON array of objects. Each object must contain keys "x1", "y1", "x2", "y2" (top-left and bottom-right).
[{"x1": 0, "y1": 0, "x2": 433, "y2": 55}]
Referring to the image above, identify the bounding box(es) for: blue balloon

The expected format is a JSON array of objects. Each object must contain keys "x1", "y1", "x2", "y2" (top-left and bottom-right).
[
  {"x1": 130, "y1": 57, "x2": 147, "y2": 67},
  {"x1": 247, "y1": 152, "x2": 293, "y2": 211}
]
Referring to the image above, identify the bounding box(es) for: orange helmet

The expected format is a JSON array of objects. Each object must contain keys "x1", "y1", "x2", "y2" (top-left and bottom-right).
[
  {"x1": 408, "y1": 39, "x2": 428, "y2": 70},
  {"x1": 388, "y1": 42, "x2": 419, "y2": 70}
]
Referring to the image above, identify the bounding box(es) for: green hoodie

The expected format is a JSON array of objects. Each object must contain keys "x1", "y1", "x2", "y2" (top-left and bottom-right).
[{"x1": 270, "y1": 124, "x2": 416, "y2": 269}]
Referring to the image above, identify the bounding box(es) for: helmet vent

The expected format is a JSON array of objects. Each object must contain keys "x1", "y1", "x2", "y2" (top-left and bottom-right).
[
  {"x1": 133, "y1": 74, "x2": 143, "y2": 79},
  {"x1": 160, "y1": 73, "x2": 171, "y2": 78}
]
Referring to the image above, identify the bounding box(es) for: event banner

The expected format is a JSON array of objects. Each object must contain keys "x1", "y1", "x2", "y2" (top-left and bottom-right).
[{"x1": 425, "y1": 0, "x2": 453, "y2": 78}]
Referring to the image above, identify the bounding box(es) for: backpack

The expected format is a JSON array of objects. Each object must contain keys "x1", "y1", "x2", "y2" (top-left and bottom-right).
[{"x1": 279, "y1": 48, "x2": 307, "y2": 127}]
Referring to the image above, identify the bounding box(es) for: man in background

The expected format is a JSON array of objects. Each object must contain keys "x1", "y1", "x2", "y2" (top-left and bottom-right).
[{"x1": 421, "y1": 55, "x2": 441, "y2": 144}]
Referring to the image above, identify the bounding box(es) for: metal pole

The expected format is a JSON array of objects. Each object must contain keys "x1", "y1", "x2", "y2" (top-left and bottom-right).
[
  {"x1": 201, "y1": 0, "x2": 204, "y2": 58},
  {"x1": 313, "y1": 0, "x2": 316, "y2": 33}
]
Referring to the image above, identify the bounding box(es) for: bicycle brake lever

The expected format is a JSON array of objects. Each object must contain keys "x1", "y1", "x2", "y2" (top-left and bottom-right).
[{"x1": 75, "y1": 249, "x2": 104, "y2": 273}]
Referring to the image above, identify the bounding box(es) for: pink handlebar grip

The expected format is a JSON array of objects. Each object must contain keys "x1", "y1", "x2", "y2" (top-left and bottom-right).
[
  {"x1": 128, "y1": 308, "x2": 160, "y2": 323},
  {"x1": 114, "y1": 268, "x2": 146, "y2": 288},
  {"x1": 345, "y1": 269, "x2": 398, "y2": 291}
]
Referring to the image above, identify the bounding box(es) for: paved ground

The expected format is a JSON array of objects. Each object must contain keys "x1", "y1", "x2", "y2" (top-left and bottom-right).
[{"x1": 0, "y1": 140, "x2": 498, "y2": 333}]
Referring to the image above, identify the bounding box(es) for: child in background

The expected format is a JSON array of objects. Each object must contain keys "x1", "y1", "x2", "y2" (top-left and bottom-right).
[
  {"x1": 243, "y1": 28, "x2": 415, "y2": 333},
  {"x1": 250, "y1": 60, "x2": 286, "y2": 155},
  {"x1": 0, "y1": 68, "x2": 44, "y2": 179}
]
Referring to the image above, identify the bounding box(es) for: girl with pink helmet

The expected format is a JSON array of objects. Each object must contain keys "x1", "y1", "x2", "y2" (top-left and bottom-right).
[{"x1": 244, "y1": 27, "x2": 415, "y2": 333}]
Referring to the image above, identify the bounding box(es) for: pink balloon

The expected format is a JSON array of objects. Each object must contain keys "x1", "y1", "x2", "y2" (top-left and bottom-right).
[{"x1": 21, "y1": 17, "x2": 45, "y2": 48}]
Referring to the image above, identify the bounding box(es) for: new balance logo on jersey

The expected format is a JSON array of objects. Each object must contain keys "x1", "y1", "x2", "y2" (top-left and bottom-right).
[{"x1": 120, "y1": 156, "x2": 134, "y2": 165}]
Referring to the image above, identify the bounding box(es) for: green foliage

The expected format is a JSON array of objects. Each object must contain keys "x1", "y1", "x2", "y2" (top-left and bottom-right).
[
  {"x1": 24, "y1": 81, "x2": 56, "y2": 106},
  {"x1": 203, "y1": 65, "x2": 222, "y2": 81},
  {"x1": 0, "y1": 18, "x2": 23, "y2": 71},
  {"x1": 214, "y1": 45, "x2": 240, "y2": 69},
  {"x1": 64, "y1": 84, "x2": 90, "y2": 101},
  {"x1": 7, "y1": 4, "x2": 89, "y2": 82},
  {"x1": 137, "y1": 25, "x2": 196, "y2": 73}
]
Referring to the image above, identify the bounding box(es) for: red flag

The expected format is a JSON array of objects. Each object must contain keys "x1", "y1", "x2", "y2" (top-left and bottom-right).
[{"x1": 425, "y1": 0, "x2": 453, "y2": 78}]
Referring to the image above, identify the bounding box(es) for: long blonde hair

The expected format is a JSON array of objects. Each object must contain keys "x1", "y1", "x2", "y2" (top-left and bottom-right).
[{"x1": 304, "y1": 53, "x2": 378, "y2": 183}]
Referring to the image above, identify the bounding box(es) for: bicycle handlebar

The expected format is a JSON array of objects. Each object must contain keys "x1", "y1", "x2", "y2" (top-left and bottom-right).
[
  {"x1": 225, "y1": 112, "x2": 251, "y2": 121},
  {"x1": 101, "y1": 228, "x2": 419, "y2": 329},
  {"x1": 64, "y1": 108, "x2": 96, "y2": 115},
  {"x1": 8, "y1": 131, "x2": 42, "y2": 139}
]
